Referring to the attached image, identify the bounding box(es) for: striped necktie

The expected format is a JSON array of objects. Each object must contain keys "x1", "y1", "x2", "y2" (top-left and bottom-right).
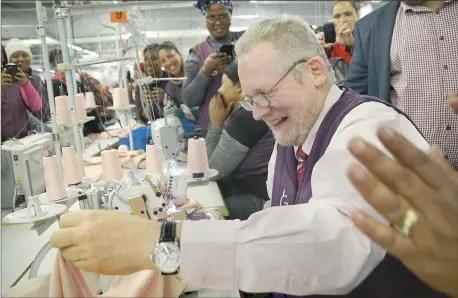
[{"x1": 296, "y1": 146, "x2": 308, "y2": 184}]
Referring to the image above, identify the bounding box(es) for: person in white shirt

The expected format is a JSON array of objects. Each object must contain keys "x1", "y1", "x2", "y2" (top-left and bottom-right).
[{"x1": 49, "y1": 15, "x2": 446, "y2": 297}]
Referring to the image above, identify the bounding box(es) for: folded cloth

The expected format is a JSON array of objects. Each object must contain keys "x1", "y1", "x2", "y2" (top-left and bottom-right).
[{"x1": 6, "y1": 252, "x2": 185, "y2": 297}]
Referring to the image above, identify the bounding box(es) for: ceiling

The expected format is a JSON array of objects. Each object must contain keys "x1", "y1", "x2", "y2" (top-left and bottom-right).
[{"x1": 1, "y1": 0, "x2": 384, "y2": 81}]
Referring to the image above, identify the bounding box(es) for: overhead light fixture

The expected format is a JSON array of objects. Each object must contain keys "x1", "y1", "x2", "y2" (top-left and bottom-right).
[{"x1": 233, "y1": 14, "x2": 258, "y2": 20}]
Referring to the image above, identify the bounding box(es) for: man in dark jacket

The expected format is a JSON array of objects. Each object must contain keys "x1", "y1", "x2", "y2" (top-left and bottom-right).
[{"x1": 347, "y1": 0, "x2": 458, "y2": 170}]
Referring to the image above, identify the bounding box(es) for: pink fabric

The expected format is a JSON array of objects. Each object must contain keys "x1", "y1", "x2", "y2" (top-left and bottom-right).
[
  {"x1": 51, "y1": 253, "x2": 185, "y2": 297},
  {"x1": 4, "y1": 251, "x2": 185, "y2": 297},
  {"x1": 19, "y1": 81, "x2": 42, "y2": 111}
]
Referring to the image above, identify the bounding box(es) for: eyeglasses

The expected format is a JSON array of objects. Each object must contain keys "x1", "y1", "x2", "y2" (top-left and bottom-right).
[
  {"x1": 206, "y1": 14, "x2": 229, "y2": 24},
  {"x1": 240, "y1": 59, "x2": 308, "y2": 111}
]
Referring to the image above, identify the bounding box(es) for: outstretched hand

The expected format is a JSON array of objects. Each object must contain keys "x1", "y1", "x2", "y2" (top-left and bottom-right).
[{"x1": 347, "y1": 127, "x2": 458, "y2": 297}]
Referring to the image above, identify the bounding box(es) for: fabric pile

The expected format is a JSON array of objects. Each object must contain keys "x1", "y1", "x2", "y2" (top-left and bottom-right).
[{"x1": 5, "y1": 253, "x2": 185, "y2": 297}]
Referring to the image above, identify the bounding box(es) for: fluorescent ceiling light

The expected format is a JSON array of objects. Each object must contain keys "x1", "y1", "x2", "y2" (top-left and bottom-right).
[
  {"x1": 142, "y1": 27, "x2": 248, "y2": 39},
  {"x1": 233, "y1": 14, "x2": 258, "y2": 20},
  {"x1": 22, "y1": 37, "x2": 59, "y2": 45}
]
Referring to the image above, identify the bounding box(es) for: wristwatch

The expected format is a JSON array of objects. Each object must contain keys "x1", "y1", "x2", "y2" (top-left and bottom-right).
[{"x1": 152, "y1": 221, "x2": 180, "y2": 275}]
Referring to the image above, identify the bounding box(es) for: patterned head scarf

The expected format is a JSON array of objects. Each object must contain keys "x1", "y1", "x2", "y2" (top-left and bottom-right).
[{"x1": 194, "y1": 0, "x2": 233, "y2": 16}]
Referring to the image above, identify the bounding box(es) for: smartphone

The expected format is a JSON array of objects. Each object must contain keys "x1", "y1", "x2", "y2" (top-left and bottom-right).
[
  {"x1": 5, "y1": 63, "x2": 18, "y2": 83},
  {"x1": 323, "y1": 22, "x2": 336, "y2": 44},
  {"x1": 218, "y1": 44, "x2": 234, "y2": 57}
]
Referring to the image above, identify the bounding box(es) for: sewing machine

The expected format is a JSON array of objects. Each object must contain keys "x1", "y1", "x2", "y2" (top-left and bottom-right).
[
  {"x1": 1, "y1": 133, "x2": 53, "y2": 209},
  {"x1": 151, "y1": 115, "x2": 185, "y2": 160}
]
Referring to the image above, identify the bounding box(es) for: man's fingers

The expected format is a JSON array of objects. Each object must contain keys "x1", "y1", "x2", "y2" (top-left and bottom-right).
[
  {"x1": 428, "y1": 146, "x2": 452, "y2": 171},
  {"x1": 448, "y1": 92, "x2": 458, "y2": 114},
  {"x1": 58, "y1": 211, "x2": 86, "y2": 228},
  {"x1": 377, "y1": 127, "x2": 454, "y2": 189},
  {"x1": 350, "y1": 211, "x2": 416, "y2": 259},
  {"x1": 347, "y1": 136, "x2": 437, "y2": 213},
  {"x1": 347, "y1": 163, "x2": 411, "y2": 227},
  {"x1": 49, "y1": 227, "x2": 80, "y2": 248},
  {"x1": 61, "y1": 245, "x2": 87, "y2": 262}
]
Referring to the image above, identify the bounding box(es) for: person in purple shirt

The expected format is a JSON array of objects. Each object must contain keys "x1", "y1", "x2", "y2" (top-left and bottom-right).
[
  {"x1": 5, "y1": 38, "x2": 50, "y2": 126},
  {"x1": 1, "y1": 45, "x2": 42, "y2": 141},
  {"x1": 49, "y1": 15, "x2": 448, "y2": 298},
  {"x1": 206, "y1": 61, "x2": 274, "y2": 221},
  {"x1": 181, "y1": 0, "x2": 244, "y2": 136}
]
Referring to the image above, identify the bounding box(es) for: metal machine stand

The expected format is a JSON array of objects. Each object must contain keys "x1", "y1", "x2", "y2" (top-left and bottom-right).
[
  {"x1": 53, "y1": 2, "x2": 85, "y2": 176},
  {"x1": 35, "y1": 1, "x2": 62, "y2": 166}
]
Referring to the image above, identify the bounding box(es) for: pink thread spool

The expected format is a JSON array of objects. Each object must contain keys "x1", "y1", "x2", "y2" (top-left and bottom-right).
[
  {"x1": 85, "y1": 92, "x2": 97, "y2": 108},
  {"x1": 146, "y1": 144, "x2": 163, "y2": 175},
  {"x1": 55, "y1": 96, "x2": 71, "y2": 125},
  {"x1": 101, "y1": 149, "x2": 123, "y2": 181},
  {"x1": 112, "y1": 87, "x2": 129, "y2": 109},
  {"x1": 62, "y1": 145, "x2": 82, "y2": 186},
  {"x1": 43, "y1": 153, "x2": 67, "y2": 201},
  {"x1": 75, "y1": 93, "x2": 87, "y2": 120},
  {"x1": 187, "y1": 137, "x2": 209, "y2": 178}
]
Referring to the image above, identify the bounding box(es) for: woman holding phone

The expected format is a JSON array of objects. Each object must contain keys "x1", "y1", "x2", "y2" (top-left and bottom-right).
[
  {"x1": 1, "y1": 45, "x2": 42, "y2": 141},
  {"x1": 181, "y1": 0, "x2": 244, "y2": 136},
  {"x1": 135, "y1": 44, "x2": 169, "y2": 123},
  {"x1": 5, "y1": 38, "x2": 50, "y2": 122}
]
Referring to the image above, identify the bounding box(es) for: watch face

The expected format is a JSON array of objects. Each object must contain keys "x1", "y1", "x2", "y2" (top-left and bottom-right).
[{"x1": 154, "y1": 242, "x2": 180, "y2": 273}]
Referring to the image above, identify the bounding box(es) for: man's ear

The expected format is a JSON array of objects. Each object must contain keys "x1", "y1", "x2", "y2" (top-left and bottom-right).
[{"x1": 307, "y1": 57, "x2": 329, "y2": 88}]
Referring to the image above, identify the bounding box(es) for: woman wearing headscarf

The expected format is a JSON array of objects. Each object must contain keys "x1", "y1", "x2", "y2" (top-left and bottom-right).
[
  {"x1": 134, "y1": 44, "x2": 169, "y2": 124},
  {"x1": 1, "y1": 45, "x2": 42, "y2": 141},
  {"x1": 181, "y1": 0, "x2": 244, "y2": 136},
  {"x1": 5, "y1": 38, "x2": 50, "y2": 123}
]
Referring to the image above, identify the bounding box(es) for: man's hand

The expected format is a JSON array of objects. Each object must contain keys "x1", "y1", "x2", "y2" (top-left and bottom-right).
[
  {"x1": 448, "y1": 92, "x2": 458, "y2": 114},
  {"x1": 1, "y1": 71, "x2": 13, "y2": 87},
  {"x1": 346, "y1": 127, "x2": 458, "y2": 297},
  {"x1": 50, "y1": 210, "x2": 160, "y2": 275},
  {"x1": 201, "y1": 53, "x2": 231, "y2": 77},
  {"x1": 209, "y1": 93, "x2": 234, "y2": 127},
  {"x1": 335, "y1": 21, "x2": 354, "y2": 47},
  {"x1": 16, "y1": 67, "x2": 29, "y2": 86}
]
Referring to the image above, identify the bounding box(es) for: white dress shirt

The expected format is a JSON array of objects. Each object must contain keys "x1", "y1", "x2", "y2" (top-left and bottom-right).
[{"x1": 180, "y1": 85, "x2": 430, "y2": 295}]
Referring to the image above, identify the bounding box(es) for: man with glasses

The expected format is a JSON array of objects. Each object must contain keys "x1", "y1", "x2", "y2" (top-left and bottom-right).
[{"x1": 49, "y1": 15, "x2": 446, "y2": 297}]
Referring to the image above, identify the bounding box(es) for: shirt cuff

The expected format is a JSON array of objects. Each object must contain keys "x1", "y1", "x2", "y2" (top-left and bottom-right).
[
  {"x1": 180, "y1": 220, "x2": 237, "y2": 289},
  {"x1": 208, "y1": 124, "x2": 223, "y2": 134}
]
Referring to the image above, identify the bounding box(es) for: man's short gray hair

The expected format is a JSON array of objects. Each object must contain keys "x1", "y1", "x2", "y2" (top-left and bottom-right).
[{"x1": 235, "y1": 14, "x2": 333, "y2": 79}]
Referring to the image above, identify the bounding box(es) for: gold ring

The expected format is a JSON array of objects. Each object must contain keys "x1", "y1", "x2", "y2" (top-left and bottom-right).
[{"x1": 398, "y1": 209, "x2": 419, "y2": 236}]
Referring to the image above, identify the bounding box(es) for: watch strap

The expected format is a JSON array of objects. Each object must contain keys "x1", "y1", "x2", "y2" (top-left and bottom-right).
[{"x1": 159, "y1": 221, "x2": 176, "y2": 243}]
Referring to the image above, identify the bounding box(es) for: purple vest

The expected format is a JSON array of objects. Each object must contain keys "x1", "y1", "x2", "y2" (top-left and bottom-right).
[
  {"x1": 270, "y1": 89, "x2": 445, "y2": 298},
  {"x1": 192, "y1": 31, "x2": 244, "y2": 136},
  {"x1": 1, "y1": 85, "x2": 29, "y2": 141}
]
